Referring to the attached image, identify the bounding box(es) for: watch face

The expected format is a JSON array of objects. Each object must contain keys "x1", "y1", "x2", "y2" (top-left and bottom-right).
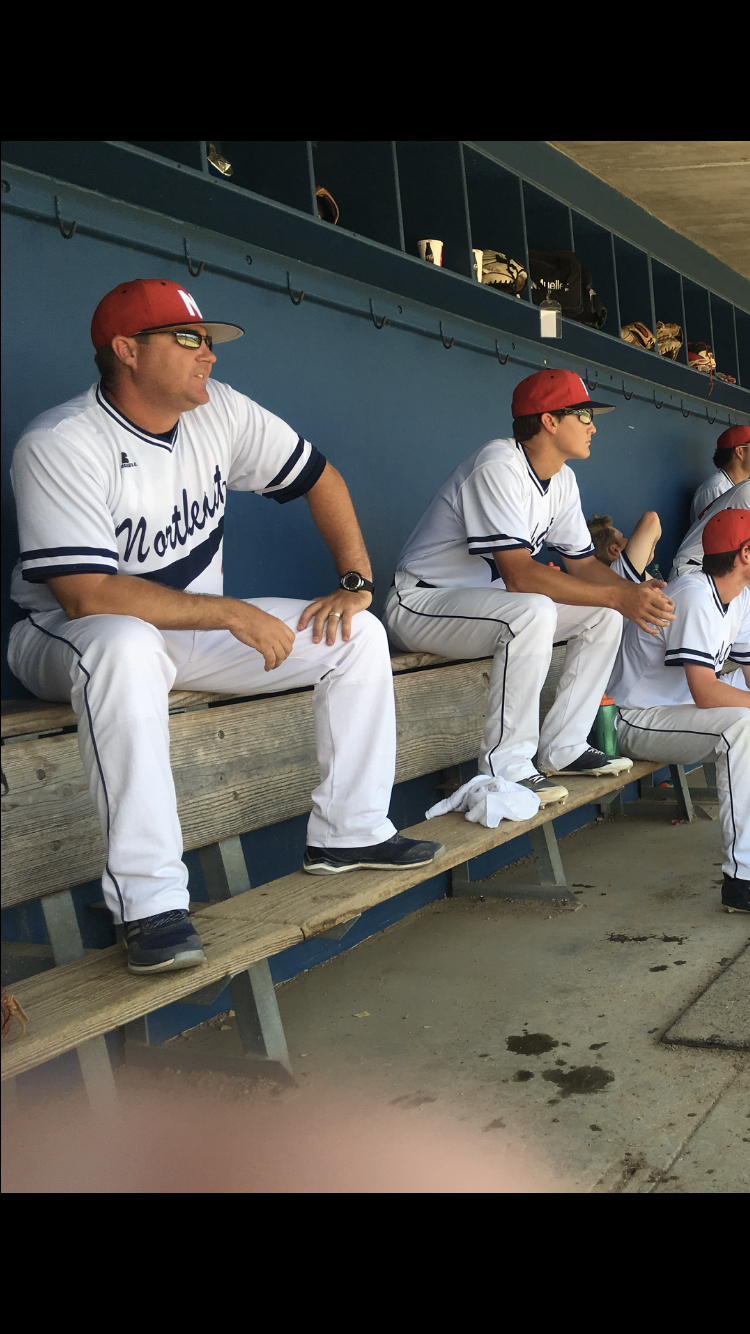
[{"x1": 342, "y1": 573, "x2": 361, "y2": 590}]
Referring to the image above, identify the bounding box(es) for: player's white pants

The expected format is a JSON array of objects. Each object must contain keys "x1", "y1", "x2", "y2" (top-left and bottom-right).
[
  {"x1": 384, "y1": 572, "x2": 623, "y2": 782},
  {"x1": 617, "y1": 692, "x2": 749, "y2": 881},
  {"x1": 8, "y1": 601, "x2": 397, "y2": 923}
]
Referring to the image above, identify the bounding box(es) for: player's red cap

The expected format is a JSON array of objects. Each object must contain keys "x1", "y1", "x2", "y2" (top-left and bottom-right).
[
  {"x1": 702, "y1": 508, "x2": 750, "y2": 555},
  {"x1": 715, "y1": 424, "x2": 750, "y2": 451},
  {"x1": 91, "y1": 279, "x2": 244, "y2": 351},
  {"x1": 511, "y1": 368, "x2": 614, "y2": 418}
]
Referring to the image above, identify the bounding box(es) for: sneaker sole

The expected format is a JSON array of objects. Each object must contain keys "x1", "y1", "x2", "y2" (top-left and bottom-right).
[
  {"x1": 127, "y1": 948, "x2": 207, "y2": 974},
  {"x1": 545, "y1": 760, "x2": 633, "y2": 778},
  {"x1": 724, "y1": 904, "x2": 750, "y2": 914},
  {"x1": 303, "y1": 846, "x2": 446, "y2": 876},
  {"x1": 536, "y1": 789, "x2": 569, "y2": 806}
]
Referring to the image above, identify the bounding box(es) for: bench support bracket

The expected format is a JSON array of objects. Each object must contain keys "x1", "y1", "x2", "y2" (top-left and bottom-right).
[
  {"x1": 40, "y1": 890, "x2": 119, "y2": 1112},
  {"x1": 452, "y1": 822, "x2": 579, "y2": 907}
]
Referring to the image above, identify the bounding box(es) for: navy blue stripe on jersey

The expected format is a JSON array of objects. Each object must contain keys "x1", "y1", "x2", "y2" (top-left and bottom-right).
[
  {"x1": 264, "y1": 436, "x2": 305, "y2": 490},
  {"x1": 548, "y1": 543, "x2": 596, "y2": 560},
  {"x1": 707, "y1": 575, "x2": 728, "y2": 617},
  {"x1": 618, "y1": 550, "x2": 646, "y2": 583},
  {"x1": 730, "y1": 647, "x2": 750, "y2": 662},
  {"x1": 664, "y1": 646, "x2": 717, "y2": 668},
  {"x1": 265, "y1": 446, "x2": 326, "y2": 505},
  {"x1": 516, "y1": 443, "x2": 550, "y2": 495},
  {"x1": 139, "y1": 516, "x2": 224, "y2": 590},
  {"x1": 467, "y1": 533, "x2": 533, "y2": 552},
  {"x1": 21, "y1": 545, "x2": 119, "y2": 561},
  {"x1": 23, "y1": 562, "x2": 119, "y2": 583},
  {"x1": 96, "y1": 384, "x2": 178, "y2": 451}
]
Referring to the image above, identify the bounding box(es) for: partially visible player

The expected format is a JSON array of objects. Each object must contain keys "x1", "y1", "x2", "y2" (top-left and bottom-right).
[
  {"x1": 384, "y1": 369, "x2": 676, "y2": 805},
  {"x1": 588, "y1": 511, "x2": 661, "y2": 583},
  {"x1": 669, "y1": 480, "x2": 749, "y2": 581},
  {"x1": 609, "y1": 508, "x2": 750, "y2": 914},
  {"x1": 689, "y1": 423, "x2": 750, "y2": 524}
]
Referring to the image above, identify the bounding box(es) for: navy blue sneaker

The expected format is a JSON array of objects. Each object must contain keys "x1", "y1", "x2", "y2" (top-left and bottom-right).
[
  {"x1": 303, "y1": 834, "x2": 445, "y2": 876},
  {"x1": 721, "y1": 874, "x2": 750, "y2": 914},
  {"x1": 545, "y1": 748, "x2": 633, "y2": 778},
  {"x1": 125, "y1": 909, "x2": 206, "y2": 974}
]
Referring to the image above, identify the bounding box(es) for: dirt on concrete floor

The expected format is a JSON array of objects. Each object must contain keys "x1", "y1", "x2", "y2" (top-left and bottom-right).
[{"x1": 3, "y1": 796, "x2": 749, "y2": 1193}]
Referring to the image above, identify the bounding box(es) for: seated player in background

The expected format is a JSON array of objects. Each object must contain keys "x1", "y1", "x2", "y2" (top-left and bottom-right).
[
  {"x1": 689, "y1": 424, "x2": 750, "y2": 525},
  {"x1": 608, "y1": 509, "x2": 750, "y2": 914},
  {"x1": 587, "y1": 511, "x2": 661, "y2": 584},
  {"x1": 669, "y1": 480, "x2": 749, "y2": 581}
]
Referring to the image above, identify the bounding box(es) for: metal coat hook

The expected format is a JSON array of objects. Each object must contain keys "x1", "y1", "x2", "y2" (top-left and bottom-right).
[
  {"x1": 706, "y1": 407, "x2": 717, "y2": 426},
  {"x1": 439, "y1": 321, "x2": 454, "y2": 350},
  {"x1": 287, "y1": 272, "x2": 305, "y2": 305},
  {"x1": 680, "y1": 401, "x2": 691, "y2": 419},
  {"x1": 495, "y1": 340, "x2": 510, "y2": 366},
  {"x1": 369, "y1": 299, "x2": 387, "y2": 330},
  {"x1": 54, "y1": 196, "x2": 77, "y2": 240},
  {"x1": 585, "y1": 371, "x2": 598, "y2": 392},
  {"x1": 621, "y1": 381, "x2": 634, "y2": 400},
  {"x1": 653, "y1": 391, "x2": 664, "y2": 410},
  {"x1": 183, "y1": 240, "x2": 204, "y2": 278}
]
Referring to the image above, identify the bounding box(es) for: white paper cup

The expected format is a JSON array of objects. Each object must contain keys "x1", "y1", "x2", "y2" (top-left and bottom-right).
[
  {"x1": 417, "y1": 239, "x2": 443, "y2": 265},
  {"x1": 473, "y1": 249, "x2": 483, "y2": 282}
]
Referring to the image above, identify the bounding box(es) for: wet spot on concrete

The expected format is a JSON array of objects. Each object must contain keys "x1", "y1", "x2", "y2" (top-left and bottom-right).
[
  {"x1": 610, "y1": 933, "x2": 651, "y2": 942},
  {"x1": 514, "y1": 1070, "x2": 535, "y2": 1082},
  {"x1": 555, "y1": 1057, "x2": 567, "y2": 1066},
  {"x1": 650, "y1": 965, "x2": 668, "y2": 972},
  {"x1": 590, "y1": 1124, "x2": 602, "y2": 1131},
  {"x1": 507, "y1": 1032, "x2": 558, "y2": 1056},
  {"x1": 662, "y1": 935, "x2": 686, "y2": 944},
  {"x1": 718, "y1": 957, "x2": 731, "y2": 965},
  {"x1": 589, "y1": 1042, "x2": 608, "y2": 1050},
  {"x1": 547, "y1": 1098, "x2": 560, "y2": 1105},
  {"x1": 573, "y1": 884, "x2": 595, "y2": 888},
  {"x1": 542, "y1": 1065, "x2": 615, "y2": 1096},
  {"x1": 483, "y1": 1118, "x2": 506, "y2": 1132},
  {"x1": 561, "y1": 1041, "x2": 571, "y2": 1046},
  {"x1": 674, "y1": 960, "x2": 687, "y2": 965},
  {"x1": 648, "y1": 1028, "x2": 659, "y2": 1033},
  {"x1": 390, "y1": 1092, "x2": 437, "y2": 1108}
]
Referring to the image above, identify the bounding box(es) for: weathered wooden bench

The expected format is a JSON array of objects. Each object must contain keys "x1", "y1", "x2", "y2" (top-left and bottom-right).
[{"x1": 3, "y1": 645, "x2": 693, "y2": 1106}]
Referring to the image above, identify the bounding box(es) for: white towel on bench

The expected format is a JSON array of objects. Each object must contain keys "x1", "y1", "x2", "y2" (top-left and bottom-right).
[{"x1": 425, "y1": 775, "x2": 540, "y2": 828}]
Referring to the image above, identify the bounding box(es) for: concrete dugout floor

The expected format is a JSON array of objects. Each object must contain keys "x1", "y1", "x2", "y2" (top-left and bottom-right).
[
  {"x1": 137, "y1": 782, "x2": 749, "y2": 1194},
  {"x1": 4, "y1": 787, "x2": 749, "y2": 1194}
]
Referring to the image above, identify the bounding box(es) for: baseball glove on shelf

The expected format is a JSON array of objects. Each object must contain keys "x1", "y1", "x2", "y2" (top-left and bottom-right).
[
  {"x1": 1, "y1": 985, "x2": 29, "y2": 1043},
  {"x1": 656, "y1": 321, "x2": 683, "y2": 360},
  {"x1": 687, "y1": 341, "x2": 717, "y2": 373},
  {"x1": 481, "y1": 250, "x2": 528, "y2": 296},
  {"x1": 621, "y1": 321, "x2": 656, "y2": 351}
]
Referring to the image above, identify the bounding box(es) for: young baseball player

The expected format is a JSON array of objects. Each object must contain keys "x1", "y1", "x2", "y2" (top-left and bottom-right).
[
  {"x1": 689, "y1": 424, "x2": 750, "y2": 524},
  {"x1": 8, "y1": 279, "x2": 443, "y2": 974},
  {"x1": 587, "y1": 511, "x2": 662, "y2": 582},
  {"x1": 384, "y1": 369, "x2": 676, "y2": 805},
  {"x1": 609, "y1": 508, "x2": 750, "y2": 912},
  {"x1": 669, "y1": 480, "x2": 749, "y2": 581}
]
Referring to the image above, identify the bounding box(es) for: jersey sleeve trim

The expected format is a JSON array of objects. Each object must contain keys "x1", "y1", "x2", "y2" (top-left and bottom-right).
[
  {"x1": 618, "y1": 550, "x2": 646, "y2": 583},
  {"x1": 729, "y1": 645, "x2": 750, "y2": 663},
  {"x1": 467, "y1": 534, "x2": 533, "y2": 555},
  {"x1": 664, "y1": 646, "x2": 716, "y2": 668},
  {"x1": 547, "y1": 543, "x2": 596, "y2": 560},
  {"x1": 20, "y1": 545, "x2": 119, "y2": 583},
  {"x1": 264, "y1": 445, "x2": 327, "y2": 505}
]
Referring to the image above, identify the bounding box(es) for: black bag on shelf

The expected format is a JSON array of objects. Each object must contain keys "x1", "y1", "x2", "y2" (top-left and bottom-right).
[{"x1": 529, "y1": 249, "x2": 607, "y2": 329}]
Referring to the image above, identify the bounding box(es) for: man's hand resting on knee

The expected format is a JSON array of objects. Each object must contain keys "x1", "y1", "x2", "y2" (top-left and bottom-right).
[{"x1": 47, "y1": 572, "x2": 296, "y2": 672}]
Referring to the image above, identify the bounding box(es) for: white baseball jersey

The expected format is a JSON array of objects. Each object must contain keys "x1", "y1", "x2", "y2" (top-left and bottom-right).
[
  {"x1": 10, "y1": 380, "x2": 326, "y2": 612},
  {"x1": 689, "y1": 467, "x2": 733, "y2": 524},
  {"x1": 395, "y1": 438, "x2": 594, "y2": 589},
  {"x1": 669, "y1": 480, "x2": 750, "y2": 581},
  {"x1": 608, "y1": 570, "x2": 750, "y2": 709}
]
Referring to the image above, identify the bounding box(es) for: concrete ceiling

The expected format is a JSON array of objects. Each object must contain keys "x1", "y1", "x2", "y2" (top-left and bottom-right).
[{"x1": 548, "y1": 142, "x2": 750, "y2": 279}]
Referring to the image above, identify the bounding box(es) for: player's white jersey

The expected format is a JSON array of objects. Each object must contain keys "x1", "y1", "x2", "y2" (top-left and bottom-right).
[
  {"x1": 610, "y1": 551, "x2": 646, "y2": 584},
  {"x1": 10, "y1": 380, "x2": 326, "y2": 613},
  {"x1": 395, "y1": 438, "x2": 594, "y2": 589},
  {"x1": 689, "y1": 467, "x2": 733, "y2": 525},
  {"x1": 669, "y1": 481, "x2": 750, "y2": 581},
  {"x1": 608, "y1": 570, "x2": 750, "y2": 709}
]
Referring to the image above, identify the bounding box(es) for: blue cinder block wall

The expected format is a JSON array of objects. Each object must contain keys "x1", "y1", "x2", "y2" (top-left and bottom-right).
[{"x1": 2, "y1": 149, "x2": 748, "y2": 1069}]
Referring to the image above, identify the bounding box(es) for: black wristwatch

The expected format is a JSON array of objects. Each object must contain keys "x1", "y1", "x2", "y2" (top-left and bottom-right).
[{"x1": 339, "y1": 571, "x2": 375, "y2": 594}]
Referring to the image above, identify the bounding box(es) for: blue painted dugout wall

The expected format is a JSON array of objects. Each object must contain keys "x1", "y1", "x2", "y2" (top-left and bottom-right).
[{"x1": 2, "y1": 150, "x2": 749, "y2": 1067}]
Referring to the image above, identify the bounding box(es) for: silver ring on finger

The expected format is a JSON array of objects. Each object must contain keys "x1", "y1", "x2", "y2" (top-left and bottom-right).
[{"x1": 328, "y1": 611, "x2": 342, "y2": 618}]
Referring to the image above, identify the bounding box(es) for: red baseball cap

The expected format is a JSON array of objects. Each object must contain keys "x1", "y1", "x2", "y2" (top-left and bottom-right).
[
  {"x1": 702, "y1": 508, "x2": 750, "y2": 555},
  {"x1": 511, "y1": 368, "x2": 614, "y2": 418},
  {"x1": 715, "y1": 424, "x2": 750, "y2": 451},
  {"x1": 91, "y1": 279, "x2": 244, "y2": 351}
]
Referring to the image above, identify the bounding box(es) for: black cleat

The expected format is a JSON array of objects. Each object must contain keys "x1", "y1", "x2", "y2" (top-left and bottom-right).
[
  {"x1": 303, "y1": 833, "x2": 445, "y2": 876},
  {"x1": 125, "y1": 909, "x2": 206, "y2": 974},
  {"x1": 545, "y1": 748, "x2": 633, "y2": 778},
  {"x1": 721, "y1": 873, "x2": 750, "y2": 913}
]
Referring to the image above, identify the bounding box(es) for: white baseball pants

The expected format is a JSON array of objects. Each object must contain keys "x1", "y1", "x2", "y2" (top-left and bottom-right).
[
  {"x1": 8, "y1": 601, "x2": 397, "y2": 923},
  {"x1": 617, "y1": 692, "x2": 750, "y2": 881},
  {"x1": 384, "y1": 572, "x2": 623, "y2": 782}
]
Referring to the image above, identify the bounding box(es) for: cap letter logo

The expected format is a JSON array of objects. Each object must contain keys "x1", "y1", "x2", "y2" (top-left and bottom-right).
[{"x1": 177, "y1": 289, "x2": 203, "y2": 319}]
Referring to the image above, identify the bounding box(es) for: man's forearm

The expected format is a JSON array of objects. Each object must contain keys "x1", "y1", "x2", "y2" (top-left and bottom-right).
[
  {"x1": 496, "y1": 556, "x2": 618, "y2": 607},
  {"x1": 686, "y1": 663, "x2": 750, "y2": 709},
  {"x1": 48, "y1": 572, "x2": 245, "y2": 632},
  {"x1": 305, "y1": 463, "x2": 372, "y2": 579}
]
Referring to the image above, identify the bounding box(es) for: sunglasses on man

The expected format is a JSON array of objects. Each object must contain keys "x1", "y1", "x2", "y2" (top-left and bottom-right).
[
  {"x1": 559, "y1": 407, "x2": 595, "y2": 424},
  {"x1": 141, "y1": 329, "x2": 215, "y2": 351}
]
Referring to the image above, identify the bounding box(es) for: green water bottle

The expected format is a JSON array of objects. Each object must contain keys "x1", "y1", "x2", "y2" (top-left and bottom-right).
[{"x1": 593, "y1": 694, "x2": 619, "y2": 756}]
